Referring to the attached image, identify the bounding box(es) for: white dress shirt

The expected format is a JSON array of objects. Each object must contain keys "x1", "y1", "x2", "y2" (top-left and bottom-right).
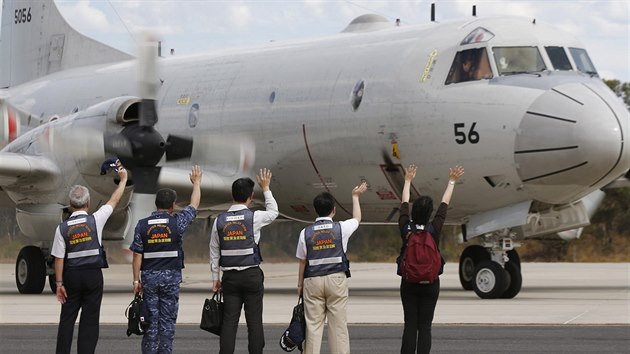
[
  {"x1": 209, "y1": 191, "x2": 278, "y2": 280},
  {"x1": 50, "y1": 205, "x2": 113, "y2": 258}
]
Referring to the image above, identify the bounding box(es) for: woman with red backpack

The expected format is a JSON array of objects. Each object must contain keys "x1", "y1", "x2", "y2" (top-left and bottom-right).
[{"x1": 397, "y1": 164, "x2": 464, "y2": 354}]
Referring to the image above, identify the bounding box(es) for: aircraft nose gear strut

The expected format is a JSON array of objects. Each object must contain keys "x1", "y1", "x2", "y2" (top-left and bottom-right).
[{"x1": 459, "y1": 230, "x2": 523, "y2": 299}]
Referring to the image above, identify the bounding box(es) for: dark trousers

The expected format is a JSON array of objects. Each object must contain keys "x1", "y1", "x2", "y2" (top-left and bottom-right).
[
  {"x1": 56, "y1": 268, "x2": 104, "y2": 354},
  {"x1": 220, "y1": 267, "x2": 265, "y2": 354},
  {"x1": 400, "y1": 278, "x2": 440, "y2": 354}
]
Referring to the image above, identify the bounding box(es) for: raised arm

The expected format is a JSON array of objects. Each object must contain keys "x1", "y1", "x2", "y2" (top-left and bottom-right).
[
  {"x1": 189, "y1": 165, "x2": 202, "y2": 209},
  {"x1": 105, "y1": 161, "x2": 128, "y2": 209},
  {"x1": 351, "y1": 181, "x2": 368, "y2": 223},
  {"x1": 441, "y1": 165, "x2": 465, "y2": 205},
  {"x1": 401, "y1": 164, "x2": 417, "y2": 204}
]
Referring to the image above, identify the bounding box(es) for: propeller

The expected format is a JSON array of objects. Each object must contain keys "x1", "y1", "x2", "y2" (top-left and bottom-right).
[{"x1": 102, "y1": 32, "x2": 194, "y2": 194}]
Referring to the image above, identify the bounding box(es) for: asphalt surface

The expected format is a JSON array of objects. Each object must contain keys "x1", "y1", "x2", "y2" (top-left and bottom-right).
[{"x1": 1, "y1": 324, "x2": 629, "y2": 354}]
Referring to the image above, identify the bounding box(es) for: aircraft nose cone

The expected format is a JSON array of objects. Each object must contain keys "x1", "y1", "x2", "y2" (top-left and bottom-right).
[{"x1": 514, "y1": 82, "x2": 628, "y2": 204}]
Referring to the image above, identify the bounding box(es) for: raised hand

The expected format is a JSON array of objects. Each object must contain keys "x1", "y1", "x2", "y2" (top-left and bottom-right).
[
  {"x1": 449, "y1": 165, "x2": 465, "y2": 182},
  {"x1": 256, "y1": 168, "x2": 272, "y2": 192},
  {"x1": 404, "y1": 164, "x2": 417, "y2": 182}
]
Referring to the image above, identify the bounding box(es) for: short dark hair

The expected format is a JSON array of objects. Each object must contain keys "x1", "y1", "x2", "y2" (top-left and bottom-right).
[
  {"x1": 232, "y1": 178, "x2": 255, "y2": 203},
  {"x1": 313, "y1": 192, "x2": 335, "y2": 217},
  {"x1": 411, "y1": 196, "x2": 434, "y2": 226},
  {"x1": 155, "y1": 189, "x2": 177, "y2": 209}
]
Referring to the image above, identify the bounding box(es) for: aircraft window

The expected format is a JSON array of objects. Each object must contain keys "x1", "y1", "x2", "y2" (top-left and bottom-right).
[
  {"x1": 545, "y1": 47, "x2": 572, "y2": 71},
  {"x1": 445, "y1": 48, "x2": 493, "y2": 85},
  {"x1": 493, "y1": 46, "x2": 546, "y2": 75},
  {"x1": 460, "y1": 27, "x2": 495, "y2": 45},
  {"x1": 569, "y1": 48, "x2": 598, "y2": 77},
  {"x1": 188, "y1": 103, "x2": 199, "y2": 128},
  {"x1": 351, "y1": 79, "x2": 365, "y2": 111}
]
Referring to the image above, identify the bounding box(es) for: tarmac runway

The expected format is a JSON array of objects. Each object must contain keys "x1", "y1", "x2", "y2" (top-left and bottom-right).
[{"x1": 1, "y1": 262, "x2": 629, "y2": 353}]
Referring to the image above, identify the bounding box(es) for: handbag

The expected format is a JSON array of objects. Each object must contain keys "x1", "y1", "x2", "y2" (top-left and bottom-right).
[
  {"x1": 125, "y1": 294, "x2": 148, "y2": 336},
  {"x1": 279, "y1": 296, "x2": 306, "y2": 352},
  {"x1": 200, "y1": 291, "x2": 223, "y2": 335}
]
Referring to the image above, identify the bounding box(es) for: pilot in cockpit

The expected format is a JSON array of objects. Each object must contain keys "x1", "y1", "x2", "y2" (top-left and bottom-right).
[{"x1": 446, "y1": 48, "x2": 493, "y2": 84}]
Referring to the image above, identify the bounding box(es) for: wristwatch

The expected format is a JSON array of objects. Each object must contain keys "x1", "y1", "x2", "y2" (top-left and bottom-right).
[{"x1": 133, "y1": 280, "x2": 140, "y2": 285}]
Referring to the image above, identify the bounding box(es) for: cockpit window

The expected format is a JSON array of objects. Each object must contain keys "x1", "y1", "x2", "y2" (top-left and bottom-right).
[
  {"x1": 545, "y1": 46, "x2": 572, "y2": 71},
  {"x1": 445, "y1": 48, "x2": 493, "y2": 85},
  {"x1": 569, "y1": 48, "x2": 598, "y2": 77},
  {"x1": 493, "y1": 46, "x2": 546, "y2": 75}
]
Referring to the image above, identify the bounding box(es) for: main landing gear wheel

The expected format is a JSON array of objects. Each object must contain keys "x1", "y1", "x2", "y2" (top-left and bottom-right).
[
  {"x1": 15, "y1": 246, "x2": 46, "y2": 294},
  {"x1": 473, "y1": 260, "x2": 508, "y2": 299},
  {"x1": 500, "y1": 261, "x2": 522, "y2": 299},
  {"x1": 459, "y1": 245, "x2": 490, "y2": 290}
]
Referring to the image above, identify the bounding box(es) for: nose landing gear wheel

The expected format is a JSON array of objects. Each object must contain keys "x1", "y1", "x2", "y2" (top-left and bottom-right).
[
  {"x1": 459, "y1": 245, "x2": 490, "y2": 290},
  {"x1": 472, "y1": 260, "x2": 508, "y2": 299}
]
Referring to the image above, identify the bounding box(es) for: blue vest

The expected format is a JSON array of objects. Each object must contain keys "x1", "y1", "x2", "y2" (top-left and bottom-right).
[
  {"x1": 216, "y1": 209, "x2": 261, "y2": 267},
  {"x1": 60, "y1": 214, "x2": 108, "y2": 269},
  {"x1": 138, "y1": 214, "x2": 184, "y2": 271},
  {"x1": 304, "y1": 220, "x2": 348, "y2": 278}
]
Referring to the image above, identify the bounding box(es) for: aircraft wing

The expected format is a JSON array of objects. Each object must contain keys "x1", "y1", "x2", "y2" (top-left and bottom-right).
[{"x1": 0, "y1": 152, "x2": 60, "y2": 188}]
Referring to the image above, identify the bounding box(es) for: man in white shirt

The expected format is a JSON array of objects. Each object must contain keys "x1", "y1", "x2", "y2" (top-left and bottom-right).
[
  {"x1": 209, "y1": 168, "x2": 278, "y2": 354},
  {"x1": 51, "y1": 163, "x2": 128, "y2": 354},
  {"x1": 296, "y1": 182, "x2": 367, "y2": 354}
]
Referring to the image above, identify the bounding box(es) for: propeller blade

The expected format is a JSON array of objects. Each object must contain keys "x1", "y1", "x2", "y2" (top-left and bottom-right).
[
  {"x1": 139, "y1": 99, "x2": 158, "y2": 128},
  {"x1": 137, "y1": 31, "x2": 159, "y2": 101},
  {"x1": 131, "y1": 166, "x2": 162, "y2": 194},
  {"x1": 137, "y1": 31, "x2": 160, "y2": 127},
  {"x1": 103, "y1": 133, "x2": 133, "y2": 158},
  {"x1": 165, "y1": 135, "x2": 193, "y2": 161}
]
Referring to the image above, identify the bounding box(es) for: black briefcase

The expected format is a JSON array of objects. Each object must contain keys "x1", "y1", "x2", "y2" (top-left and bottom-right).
[
  {"x1": 200, "y1": 291, "x2": 223, "y2": 335},
  {"x1": 125, "y1": 294, "x2": 148, "y2": 336}
]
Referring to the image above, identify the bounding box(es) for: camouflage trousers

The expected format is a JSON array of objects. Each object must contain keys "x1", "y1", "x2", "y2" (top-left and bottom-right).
[{"x1": 142, "y1": 282, "x2": 180, "y2": 354}]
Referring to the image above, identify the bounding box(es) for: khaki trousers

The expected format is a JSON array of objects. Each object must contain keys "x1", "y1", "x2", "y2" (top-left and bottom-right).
[{"x1": 303, "y1": 272, "x2": 349, "y2": 354}]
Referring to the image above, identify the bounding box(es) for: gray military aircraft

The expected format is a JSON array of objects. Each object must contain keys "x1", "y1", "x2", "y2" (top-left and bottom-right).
[{"x1": 1, "y1": 0, "x2": 628, "y2": 299}]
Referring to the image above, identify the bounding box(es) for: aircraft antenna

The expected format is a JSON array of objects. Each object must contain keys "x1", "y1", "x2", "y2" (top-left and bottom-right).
[
  {"x1": 473, "y1": 5, "x2": 477, "y2": 17},
  {"x1": 431, "y1": 3, "x2": 436, "y2": 22},
  {"x1": 107, "y1": 0, "x2": 137, "y2": 47}
]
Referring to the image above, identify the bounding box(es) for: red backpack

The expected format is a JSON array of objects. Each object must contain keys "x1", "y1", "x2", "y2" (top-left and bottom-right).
[{"x1": 401, "y1": 228, "x2": 442, "y2": 284}]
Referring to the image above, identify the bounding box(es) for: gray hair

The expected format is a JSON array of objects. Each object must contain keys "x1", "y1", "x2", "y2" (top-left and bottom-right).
[{"x1": 69, "y1": 185, "x2": 90, "y2": 209}]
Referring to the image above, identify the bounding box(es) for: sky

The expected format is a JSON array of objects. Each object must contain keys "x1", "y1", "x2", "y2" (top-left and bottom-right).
[{"x1": 2, "y1": 0, "x2": 629, "y2": 81}]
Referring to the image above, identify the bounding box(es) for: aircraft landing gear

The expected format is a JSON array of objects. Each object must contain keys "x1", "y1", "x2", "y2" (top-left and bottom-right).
[
  {"x1": 15, "y1": 246, "x2": 46, "y2": 294},
  {"x1": 459, "y1": 235, "x2": 523, "y2": 299},
  {"x1": 473, "y1": 260, "x2": 508, "y2": 299},
  {"x1": 458, "y1": 245, "x2": 490, "y2": 290}
]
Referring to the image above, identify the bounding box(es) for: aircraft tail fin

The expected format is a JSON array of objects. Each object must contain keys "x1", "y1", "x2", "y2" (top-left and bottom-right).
[{"x1": 1, "y1": 0, "x2": 132, "y2": 88}]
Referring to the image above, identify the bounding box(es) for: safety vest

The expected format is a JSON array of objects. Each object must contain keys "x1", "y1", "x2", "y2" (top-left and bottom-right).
[
  {"x1": 216, "y1": 209, "x2": 261, "y2": 267},
  {"x1": 304, "y1": 220, "x2": 348, "y2": 278},
  {"x1": 60, "y1": 214, "x2": 108, "y2": 269},
  {"x1": 138, "y1": 213, "x2": 184, "y2": 270}
]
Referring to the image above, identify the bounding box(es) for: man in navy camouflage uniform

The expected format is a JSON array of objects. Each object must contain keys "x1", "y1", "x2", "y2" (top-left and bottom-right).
[
  {"x1": 210, "y1": 168, "x2": 278, "y2": 354},
  {"x1": 130, "y1": 165, "x2": 202, "y2": 354},
  {"x1": 52, "y1": 162, "x2": 128, "y2": 354}
]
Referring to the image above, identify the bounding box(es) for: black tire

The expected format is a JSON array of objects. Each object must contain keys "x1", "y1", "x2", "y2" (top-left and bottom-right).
[
  {"x1": 500, "y1": 261, "x2": 522, "y2": 299},
  {"x1": 506, "y1": 249, "x2": 521, "y2": 269},
  {"x1": 473, "y1": 260, "x2": 508, "y2": 299},
  {"x1": 49, "y1": 274, "x2": 57, "y2": 294},
  {"x1": 459, "y1": 245, "x2": 490, "y2": 290},
  {"x1": 15, "y1": 246, "x2": 46, "y2": 294}
]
